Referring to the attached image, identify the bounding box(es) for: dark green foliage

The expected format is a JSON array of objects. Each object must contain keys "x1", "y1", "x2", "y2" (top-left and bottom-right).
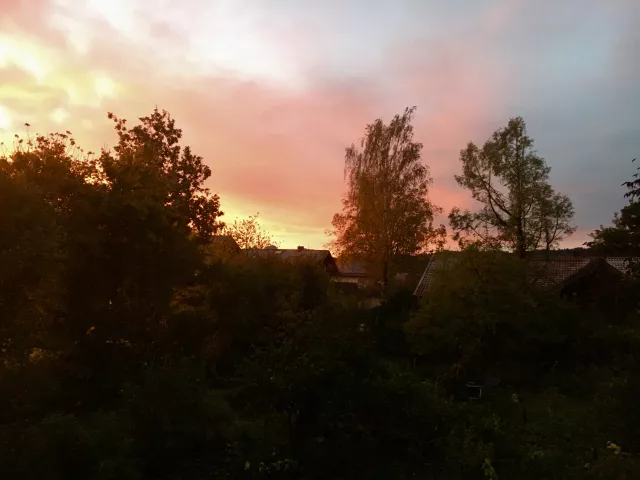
[
  {"x1": 1, "y1": 112, "x2": 639, "y2": 479},
  {"x1": 588, "y1": 160, "x2": 640, "y2": 280}
]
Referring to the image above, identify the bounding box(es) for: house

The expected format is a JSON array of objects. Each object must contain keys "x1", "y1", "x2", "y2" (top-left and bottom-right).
[
  {"x1": 203, "y1": 234, "x2": 241, "y2": 262},
  {"x1": 240, "y1": 245, "x2": 385, "y2": 305},
  {"x1": 545, "y1": 256, "x2": 637, "y2": 308},
  {"x1": 333, "y1": 258, "x2": 372, "y2": 288},
  {"x1": 332, "y1": 255, "x2": 430, "y2": 290},
  {"x1": 210, "y1": 235, "x2": 241, "y2": 254},
  {"x1": 413, "y1": 252, "x2": 638, "y2": 299},
  {"x1": 412, "y1": 252, "x2": 460, "y2": 297},
  {"x1": 242, "y1": 245, "x2": 341, "y2": 275}
]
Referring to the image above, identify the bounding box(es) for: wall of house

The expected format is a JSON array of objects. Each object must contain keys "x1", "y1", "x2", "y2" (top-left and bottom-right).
[
  {"x1": 559, "y1": 265, "x2": 637, "y2": 317},
  {"x1": 332, "y1": 276, "x2": 363, "y2": 285}
]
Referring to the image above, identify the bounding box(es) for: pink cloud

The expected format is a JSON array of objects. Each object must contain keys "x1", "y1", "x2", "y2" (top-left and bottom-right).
[{"x1": 0, "y1": 0, "x2": 511, "y2": 250}]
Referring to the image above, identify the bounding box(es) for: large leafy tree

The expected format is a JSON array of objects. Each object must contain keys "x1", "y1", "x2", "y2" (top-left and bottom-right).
[
  {"x1": 78, "y1": 108, "x2": 225, "y2": 355},
  {"x1": 0, "y1": 132, "x2": 104, "y2": 363},
  {"x1": 0, "y1": 109, "x2": 225, "y2": 367},
  {"x1": 449, "y1": 117, "x2": 575, "y2": 258},
  {"x1": 330, "y1": 106, "x2": 443, "y2": 291},
  {"x1": 405, "y1": 248, "x2": 574, "y2": 375},
  {"x1": 103, "y1": 108, "x2": 223, "y2": 238}
]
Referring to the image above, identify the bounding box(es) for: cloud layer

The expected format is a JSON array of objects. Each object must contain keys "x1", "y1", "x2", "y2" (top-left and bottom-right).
[{"x1": 1, "y1": 0, "x2": 638, "y2": 248}]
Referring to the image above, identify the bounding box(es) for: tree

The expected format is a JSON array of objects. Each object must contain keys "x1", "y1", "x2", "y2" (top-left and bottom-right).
[
  {"x1": 222, "y1": 212, "x2": 277, "y2": 249},
  {"x1": 449, "y1": 117, "x2": 575, "y2": 258},
  {"x1": 538, "y1": 186, "x2": 576, "y2": 256},
  {"x1": 0, "y1": 132, "x2": 104, "y2": 364},
  {"x1": 77, "y1": 108, "x2": 225, "y2": 356},
  {"x1": 103, "y1": 108, "x2": 224, "y2": 238},
  {"x1": 623, "y1": 158, "x2": 640, "y2": 200},
  {"x1": 329, "y1": 106, "x2": 444, "y2": 292},
  {"x1": 588, "y1": 159, "x2": 640, "y2": 277},
  {"x1": 404, "y1": 247, "x2": 575, "y2": 386},
  {"x1": 587, "y1": 204, "x2": 639, "y2": 255}
]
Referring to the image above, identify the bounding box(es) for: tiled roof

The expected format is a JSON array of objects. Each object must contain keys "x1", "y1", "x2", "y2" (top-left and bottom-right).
[
  {"x1": 243, "y1": 248, "x2": 332, "y2": 263},
  {"x1": 533, "y1": 257, "x2": 637, "y2": 287},
  {"x1": 529, "y1": 257, "x2": 592, "y2": 288},
  {"x1": 413, "y1": 253, "x2": 460, "y2": 297},
  {"x1": 413, "y1": 253, "x2": 638, "y2": 297},
  {"x1": 210, "y1": 235, "x2": 240, "y2": 252},
  {"x1": 336, "y1": 258, "x2": 369, "y2": 277}
]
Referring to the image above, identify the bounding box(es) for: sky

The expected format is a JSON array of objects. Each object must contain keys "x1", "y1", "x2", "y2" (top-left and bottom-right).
[{"x1": 1, "y1": 0, "x2": 638, "y2": 249}]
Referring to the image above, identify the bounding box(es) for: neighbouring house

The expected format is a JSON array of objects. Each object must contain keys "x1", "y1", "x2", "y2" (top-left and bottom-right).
[
  {"x1": 242, "y1": 245, "x2": 341, "y2": 275},
  {"x1": 204, "y1": 234, "x2": 241, "y2": 262},
  {"x1": 333, "y1": 258, "x2": 373, "y2": 288},
  {"x1": 413, "y1": 252, "x2": 638, "y2": 303},
  {"x1": 542, "y1": 256, "x2": 638, "y2": 309},
  {"x1": 332, "y1": 255, "x2": 429, "y2": 290},
  {"x1": 210, "y1": 235, "x2": 241, "y2": 253},
  {"x1": 240, "y1": 246, "x2": 383, "y2": 301},
  {"x1": 392, "y1": 253, "x2": 433, "y2": 290}
]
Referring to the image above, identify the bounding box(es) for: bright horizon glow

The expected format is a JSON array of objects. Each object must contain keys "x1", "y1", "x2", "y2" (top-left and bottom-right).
[
  {"x1": 0, "y1": 106, "x2": 11, "y2": 130},
  {"x1": 94, "y1": 73, "x2": 116, "y2": 99},
  {"x1": 50, "y1": 107, "x2": 69, "y2": 124},
  {"x1": 0, "y1": 35, "x2": 51, "y2": 83}
]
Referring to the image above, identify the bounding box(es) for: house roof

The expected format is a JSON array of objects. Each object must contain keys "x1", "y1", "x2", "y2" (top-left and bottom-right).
[
  {"x1": 243, "y1": 247, "x2": 333, "y2": 263},
  {"x1": 413, "y1": 252, "x2": 638, "y2": 297},
  {"x1": 336, "y1": 258, "x2": 369, "y2": 277},
  {"x1": 413, "y1": 252, "x2": 459, "y2": 297},
  {"x1": 209, "y1": 235, "x2": 240, "y2": 252}
]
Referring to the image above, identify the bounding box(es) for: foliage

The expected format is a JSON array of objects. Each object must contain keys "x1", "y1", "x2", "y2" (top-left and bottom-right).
[
  {"x1": 588, "y1": 160, "x2": 640, "y2": 278},
  {"x1": 450, "y1": 117, "x2": 575, "y2": 257},
  {"x1": 1, "y1": 108, "x2": 639, "y2": 480},
  {"x1": 104, "y1": 108, "x2": 224, "y2": 238},
  {"x1": 623, "y1": 158, "x2": 639, "y2": 200},
  {"x1": 223, "y1": 212, "x2": 278, "y2": 249},
  {"x1": 405, "y1": 246, "x2": 640, "y2": 478},
  {"x1": 330, "y1": 106, "x2": 445, "y2": 291},
  {"x1": 405, "y1": 247, "x2": 577, "y2": 386}
]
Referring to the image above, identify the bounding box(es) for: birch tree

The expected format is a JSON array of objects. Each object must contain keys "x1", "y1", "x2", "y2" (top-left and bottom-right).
[{"x1": 330, "y1": 106, "x2": 444, "y2": 291}]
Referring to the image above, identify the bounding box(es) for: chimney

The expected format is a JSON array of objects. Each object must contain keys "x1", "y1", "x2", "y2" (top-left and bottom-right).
[{"x1": 297, "y1": 246, "x2": 304, "y2": 251}]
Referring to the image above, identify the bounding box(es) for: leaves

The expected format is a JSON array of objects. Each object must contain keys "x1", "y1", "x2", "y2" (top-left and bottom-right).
[
  {"x1": 588, "y1": 159, "x2": 640, "y2": 278},
  {"x1": 1, "y1": 108, "x2": 640, "y2": 480},
  {"x1": 450, "y1": 117, "x2": 575, "y2": 257},
  {"x1": 623, "y1": 158, "x2": 639, "y2": 200},
  {"x1": 222, "y1": 212, "x2": 277, "y2": 249},
  {"x1": 102, "y1": 108, "x2": 223, "y2": 238},
  {"x1": 330, "y1": 106, "x2": 444, "y2": 290}
]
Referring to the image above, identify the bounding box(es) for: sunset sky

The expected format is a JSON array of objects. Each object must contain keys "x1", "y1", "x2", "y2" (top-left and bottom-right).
[{"x1": 1, "y1": 0, "x2": 638, "y2": 249}]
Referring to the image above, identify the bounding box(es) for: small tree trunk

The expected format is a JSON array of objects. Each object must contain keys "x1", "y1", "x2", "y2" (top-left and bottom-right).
[
  {"x1": 516, "y1": 223, "x2": 527, "y2": 259},
  {"x1": 382, "y1": 260, "x2": 389, "y2": 295}
]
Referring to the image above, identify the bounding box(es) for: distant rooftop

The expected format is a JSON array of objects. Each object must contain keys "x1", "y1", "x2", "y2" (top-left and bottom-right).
[
  {"x1": 243, "y1": 245, "x2": 333, "y2": 262},
  {"x1": 413, "y1": 252, "x2": 638, "y2": 297},
  {"x1": 335, "y1": 258, "x2": 368, "y2": 277}
]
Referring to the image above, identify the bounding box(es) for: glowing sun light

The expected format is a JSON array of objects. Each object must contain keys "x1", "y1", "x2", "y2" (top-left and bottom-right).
[{"x1": 0, "y1": 106, "x2": 12, "y2": 130}]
